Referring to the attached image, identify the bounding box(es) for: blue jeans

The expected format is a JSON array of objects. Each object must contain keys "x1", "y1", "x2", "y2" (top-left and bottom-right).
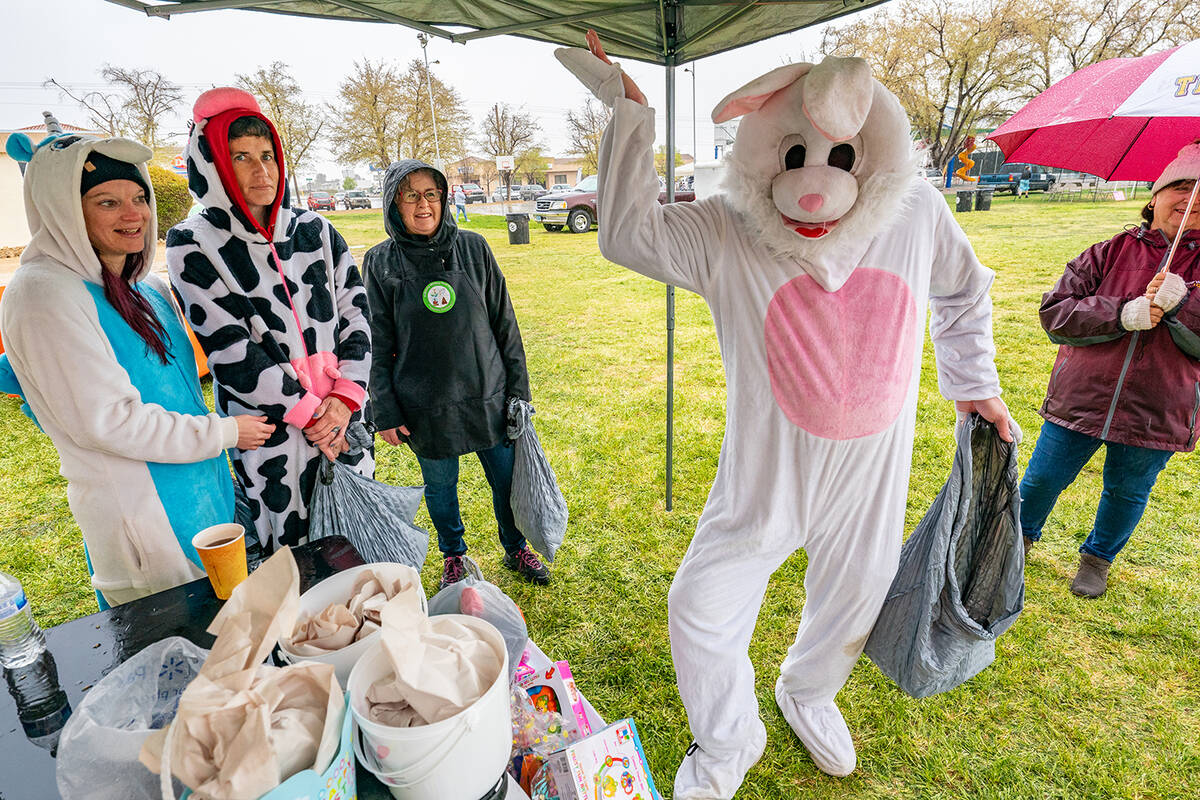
[
  {"x1": 1019, "y1": 421, "x2": 1172, "y2": 562},
  {"x1": 416, "y1": 441, "x2": 525, "y2": 558},
  {"x1": 456, "y1": 203, "x2": 468, "y2": 222}
]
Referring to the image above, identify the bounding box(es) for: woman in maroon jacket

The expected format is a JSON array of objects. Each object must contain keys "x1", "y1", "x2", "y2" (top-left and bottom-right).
[{"x1": 1020, "y1": 142, "x2": 1200, "y2": 598}]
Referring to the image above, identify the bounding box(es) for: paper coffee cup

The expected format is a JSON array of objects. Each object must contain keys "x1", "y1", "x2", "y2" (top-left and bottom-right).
[{"x1": 192, "y1": 523, "x2": 248, "y2": 600}]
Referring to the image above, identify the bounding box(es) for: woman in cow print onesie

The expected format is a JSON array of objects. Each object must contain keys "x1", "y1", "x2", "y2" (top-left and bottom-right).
[{"x1": 168, "y1": 88, "x2": 373, "y2": 550}]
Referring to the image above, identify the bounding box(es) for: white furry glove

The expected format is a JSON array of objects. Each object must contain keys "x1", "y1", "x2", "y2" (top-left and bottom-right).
[
  {"x1": 1153, "y1": 271, "x2": 1188, "y2": 313},
  {"x1": 1121, "y1": 296, "x2": 1153, "y2": 330},
  {"x1": 555, "y1": 47, "x2": 627, "y2": 107}
]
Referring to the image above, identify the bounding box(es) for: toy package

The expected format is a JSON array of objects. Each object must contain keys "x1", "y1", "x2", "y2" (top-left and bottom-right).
[
  {"x1": 542, "y1": 719, "x2": 661, "y2": 800},
  {"x1": 517, "y1": 657, "x2": 592, "y2": 742}
]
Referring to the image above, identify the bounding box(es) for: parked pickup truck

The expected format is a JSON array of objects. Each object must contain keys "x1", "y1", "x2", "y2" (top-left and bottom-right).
[
  {"x1": 532, "y1": 174, "x2": 697, "y2": 233},
  {"x1": 978, "y1": 168, "x2": 1056, "y2": 195}
]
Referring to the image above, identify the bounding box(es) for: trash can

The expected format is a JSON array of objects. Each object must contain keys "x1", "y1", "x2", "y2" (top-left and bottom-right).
[
  {"x1": 956, "y1": 190, "x2": 974, "y2": 213},
  {"x1": 506, "y1": 213, "x2": 530, "y2": 245},
  {"x1": 974, "y1": 189, "x2": 993, "y2": 211}
]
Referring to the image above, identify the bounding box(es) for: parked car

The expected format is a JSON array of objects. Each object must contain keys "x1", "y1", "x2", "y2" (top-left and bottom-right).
[
  {"x1": 343, "y1": 190, "x2": 371, "y2": 209},
  {"x1": 978, "y1": 164, "x2": 1056, "y2": 194},
  {"x1": 333, "y1": 191, "x2": 347, "y2": 207},
  {"x1": 533, "y1": 174, "x2": 696, "y2": 233},
  {"x1": 455, "y1": 183, "x2": 487, "y2": 203},
  {"x1": 521, "y1": 184, "x2": 549, "y2": 200},
  {"x1": 548, "y1": 183, "x2": 573, "y2": 193},
  {"x1": 307, "y1": 191, "x2": 335, "y2": 211},
  {"x1": 491, "y1": 185, "x2": 523, "y2": 202},
  {"x1": 919, "y1": 168, "x2": 943, "y2": 186}
]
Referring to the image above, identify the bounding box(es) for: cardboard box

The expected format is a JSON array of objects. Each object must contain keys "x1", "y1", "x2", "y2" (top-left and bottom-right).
[{"x1": 543, "y1": 719, "x2": 661, "y2": 800}]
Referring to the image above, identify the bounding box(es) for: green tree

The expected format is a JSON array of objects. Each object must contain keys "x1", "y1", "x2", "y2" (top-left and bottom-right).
[
  {"x1": 343, "y1": 176, "x2": 357, "y2": 190},
  {"x1": 654, "y1": 145, "x2": 684, "y2": 180}
]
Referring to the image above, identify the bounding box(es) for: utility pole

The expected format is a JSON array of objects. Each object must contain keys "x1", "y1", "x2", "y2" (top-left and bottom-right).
[{"x1": 417, "y1": 33, "x2": 442, "y2": 172}]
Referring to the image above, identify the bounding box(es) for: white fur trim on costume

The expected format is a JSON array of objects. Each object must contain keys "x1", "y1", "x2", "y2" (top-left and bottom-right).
[
  {"x1": 554, "y1": 47, "x2": 626, "y2": 107},
  {"x1": 1154, "y1": 270, "x2": 1187, "y2": 313},
  {"x1": 1121, "y1": 296, "x2": 1153, "y2": 330}
]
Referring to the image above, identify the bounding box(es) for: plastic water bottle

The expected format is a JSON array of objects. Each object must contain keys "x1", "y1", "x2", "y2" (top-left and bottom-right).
[{"x1": 0, "y1": 571, "x2": 46, "y2": 668}]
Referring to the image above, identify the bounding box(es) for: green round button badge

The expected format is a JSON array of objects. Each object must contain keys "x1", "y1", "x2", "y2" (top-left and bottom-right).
[{"x1": 423, "y1": 280, "x2": 456, "y2": 313}]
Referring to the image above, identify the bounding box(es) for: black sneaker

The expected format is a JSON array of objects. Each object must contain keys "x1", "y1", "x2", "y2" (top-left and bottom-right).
[
  {"x1": 441, "y1": 555, "x2": 468, "y2": 590},
  {"x1": 503, "y1": 546, "x2": 550, "y2": 585}
]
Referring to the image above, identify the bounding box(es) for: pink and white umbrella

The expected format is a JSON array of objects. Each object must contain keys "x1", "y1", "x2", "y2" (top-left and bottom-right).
[
  {"x1": 989, "y1": 40, "x2": 1200, "y2": 181},
  {"x1": 989, "y1": 40, "x2": 1200, "y2": 271}
]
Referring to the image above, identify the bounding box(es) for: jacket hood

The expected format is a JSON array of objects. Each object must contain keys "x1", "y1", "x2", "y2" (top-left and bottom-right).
[
  {"x1": 382, "y1": 159, "x2": 456, "y2": 252},
  {"x1": 1132, "y1": 222, "x2": 1200, "y2": 249},
  {"x1": 18, "y1": 135, "x2": 156, "y2": 284},
  {"x1": 185, "y1": 89, "x2": 290, "y2": 243}
]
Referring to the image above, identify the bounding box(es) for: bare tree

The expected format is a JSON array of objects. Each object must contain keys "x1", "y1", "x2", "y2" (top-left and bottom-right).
[
  {"x1": 44, "y1": 77, "x2": 129, "y2": 137},
  {"x1": 1016, "y1": 0, "x2": 1197, "y2": 97},
  {"x1": 822, "y1": 0, "x2": 1035, "y2": 171},
  {"x1": 479, "y1": 103, "x2": 542, "y2": 198},
  {"x1": 100, "y1": 67, "x2": 183, "y2": 148},
  {"x1": 565, "y1": 98, "x2": 612, "y2": 177},
  {"x1": 237, "y1": 61, "x2": 326, "y2": 204}
]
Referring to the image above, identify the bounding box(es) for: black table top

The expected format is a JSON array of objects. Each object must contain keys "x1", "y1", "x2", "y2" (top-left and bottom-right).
[{"x1": 0, "y1": 535, "x2": 398, "y2": 800}]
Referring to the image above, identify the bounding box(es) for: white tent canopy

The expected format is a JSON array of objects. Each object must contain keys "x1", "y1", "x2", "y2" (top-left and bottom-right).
[{"x1": 104, "y1": 0, "x2": 892, "y2": 506}]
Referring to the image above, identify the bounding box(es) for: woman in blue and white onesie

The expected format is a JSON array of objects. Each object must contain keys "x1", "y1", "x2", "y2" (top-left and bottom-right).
[{"x1": 0, "y1": 133, "x2": 272, "y2": 608}]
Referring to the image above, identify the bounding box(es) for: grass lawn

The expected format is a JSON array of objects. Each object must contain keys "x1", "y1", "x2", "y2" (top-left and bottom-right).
[{"x1": 2, "y1": 193, "x2": 1197, "y2": 798}]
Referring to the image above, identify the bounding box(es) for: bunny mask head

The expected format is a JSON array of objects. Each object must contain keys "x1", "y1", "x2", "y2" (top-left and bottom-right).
[{"x1": 716, "y1": 56, "x2": 916, "y2": 261}]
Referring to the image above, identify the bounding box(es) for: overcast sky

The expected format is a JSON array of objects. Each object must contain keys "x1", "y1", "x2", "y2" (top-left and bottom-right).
[{"x1": 7, "y1": 0, "x2": 832, "y2": 177}]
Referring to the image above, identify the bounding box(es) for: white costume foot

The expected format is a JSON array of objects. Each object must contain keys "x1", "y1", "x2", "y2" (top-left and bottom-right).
[
  {"x1": 672, "y1": 729, "x2": 766, "y2": 800},
  {"x1": 774, "y1": 682, "x2": 856, "y2": 777}
]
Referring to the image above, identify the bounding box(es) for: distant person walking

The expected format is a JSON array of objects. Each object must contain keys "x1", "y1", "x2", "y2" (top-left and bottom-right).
[
  {"x1": 453, "y1": 186, "x2": 468, "y2": 222},
  {"x1": 1018, "y1": 166, "x2": 1032, "y2": 198}
]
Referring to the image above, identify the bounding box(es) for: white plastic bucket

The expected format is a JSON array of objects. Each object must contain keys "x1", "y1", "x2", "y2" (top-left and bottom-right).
[
  {"x1": 278, "y1": 563, "x2": 427, "y2": 686},
  {"x1": 346, "y1": 615, "x2": 511, "y2": 800}
]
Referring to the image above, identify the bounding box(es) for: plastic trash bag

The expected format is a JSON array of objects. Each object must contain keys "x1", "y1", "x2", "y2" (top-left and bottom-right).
[
  {"x1": 308, "y1": 422, "x2": 429, "y2": 569},
  {"x1": 864, "y1": 414, "x2": 1025, "y2": 699},
  {"x1": 505, "y1": 398, "x2": 568, "y2": 563},
  {"x1": 56, "y1": 637, "x2": 207, "y2": 800},
  {"x1": 428, "y1": 574, "x2": 528, "y2": 678}
]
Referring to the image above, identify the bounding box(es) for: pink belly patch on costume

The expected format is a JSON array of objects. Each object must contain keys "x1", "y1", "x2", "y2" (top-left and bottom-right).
[{"x1": 764, "y1": 268, "x2": 917, "y2": 439}]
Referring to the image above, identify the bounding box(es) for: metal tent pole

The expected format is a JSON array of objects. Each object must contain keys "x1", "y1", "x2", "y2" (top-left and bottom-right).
[{"x1": 665, "y1": 59, "x2": 676, "y2": 511}]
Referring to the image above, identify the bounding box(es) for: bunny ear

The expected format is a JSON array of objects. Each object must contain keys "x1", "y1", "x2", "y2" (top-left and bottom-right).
[
  {"x1": 5, "y1": 132, "x2": 35, "y2": 163},
  {"x1": 802, "y1": 56, "x2": 873, "y2": 143},
  {"x1": 711, "y1": 62, "x2": 812, "y2": 123}
]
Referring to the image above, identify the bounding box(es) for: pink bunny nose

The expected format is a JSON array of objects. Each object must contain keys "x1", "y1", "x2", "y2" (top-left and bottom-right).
[{"x1": 798, "y1": 194, "x2": 824, "y2": 213}]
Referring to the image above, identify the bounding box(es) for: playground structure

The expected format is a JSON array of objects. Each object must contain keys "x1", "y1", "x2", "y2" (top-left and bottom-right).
[{"x1": 954, "y1": 136, "x2": 979, "y2": 183}]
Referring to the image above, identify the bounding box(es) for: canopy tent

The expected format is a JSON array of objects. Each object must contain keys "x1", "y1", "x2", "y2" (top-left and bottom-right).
[{"x1": 103, "y1": 0, "x2": 892, "y2": 506}]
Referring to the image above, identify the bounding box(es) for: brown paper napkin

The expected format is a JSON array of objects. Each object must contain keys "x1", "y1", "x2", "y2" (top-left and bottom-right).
[
  {"x1": 140, "y1": 548, "x2": 345, "y2": 800},
  {"x1": 286, "y1": 566, "x2": 422, "y2": 656},
  {"x1": 365, "y1": 591, "x2": 501, "y2": 727}
]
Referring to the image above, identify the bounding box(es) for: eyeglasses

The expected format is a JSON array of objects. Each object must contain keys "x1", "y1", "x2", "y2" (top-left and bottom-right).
[{"x1": 398, "y1": 189, "x2": 443, "y2": 204}]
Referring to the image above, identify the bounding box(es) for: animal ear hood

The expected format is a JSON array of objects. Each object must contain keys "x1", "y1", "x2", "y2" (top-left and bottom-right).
[
  {"x1": 712, "y1": 63, "x2": 812, "y2": 123},
  {"x1": 802, "y1": 56, "x2": 873, "y2": 143}
]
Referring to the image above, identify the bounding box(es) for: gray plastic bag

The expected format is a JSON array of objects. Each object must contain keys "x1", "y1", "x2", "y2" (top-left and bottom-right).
[
  {"x1": 56, "y1": 637, "x2": 206, "y2": 800},
  {"x1": 864, "y1": 414, "x2": 1025, "y2": 698},
  {"x1": 428, "y1": 573, "x2": 529, "y2": 679},
  {"x1": 308, "y1": 422, "x2": 430, "y2": 569},
  {"x1": 506, "y1": 398, "x2": 568, "y2": 563}
]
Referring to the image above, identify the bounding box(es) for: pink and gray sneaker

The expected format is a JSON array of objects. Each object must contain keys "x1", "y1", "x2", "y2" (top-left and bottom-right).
[
  {"x1": 503, "y1": 546, "x2": 550, "y2": 585},
  {"x1": 440, "y1": 555, "x2": 468, "y2": 590}
]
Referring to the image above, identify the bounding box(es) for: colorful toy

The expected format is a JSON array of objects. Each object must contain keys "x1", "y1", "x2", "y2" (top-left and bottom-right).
[
  {"x1": 517, "y1": 659, "x2": 592, "y2": 742},
  {"x1": 542, "y1": 719, "x2": 660, "y2": 800},
  {"x1": 954, "y1": 136, "x2": 979, "y2": 182}
]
